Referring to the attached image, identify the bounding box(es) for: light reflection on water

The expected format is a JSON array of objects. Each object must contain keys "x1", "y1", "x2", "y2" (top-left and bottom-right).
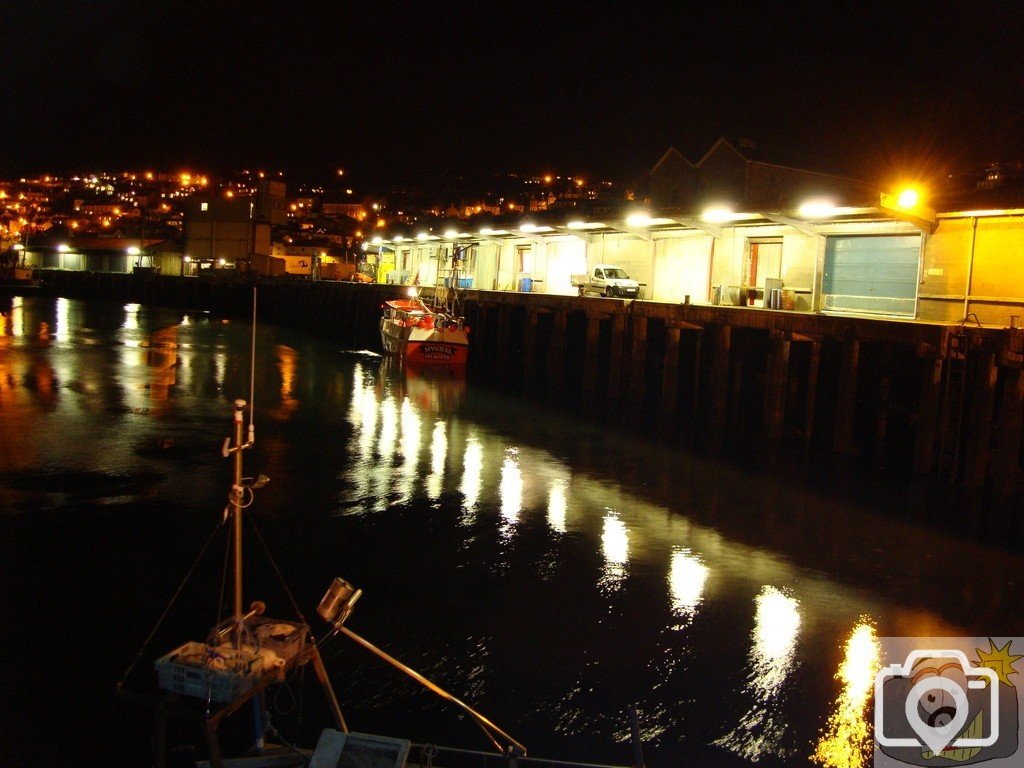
[
  {"x1": 599, "y1": 511, "x2": 629, "y2": 591},
  {"x1": 715, "y1": 586, "x2": 802, "y2": 761},
  {"x1": 668, "y1": 548, "x2": 709, "y2": 625},
  {"x1": 548, "y1": 479, "x2": 568, "y2": 534},
  {"x1": 499, "y1": 448, "x2": 523, "y2": 536},
  {"x1": 812, "y1": 621, "x2": 880, "y2": 768},
  {"x1": 1, "y1": 296, "x2": 1022, "y2": 768}
]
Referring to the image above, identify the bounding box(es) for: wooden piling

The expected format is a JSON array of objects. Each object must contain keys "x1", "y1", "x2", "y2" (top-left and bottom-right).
[
  {"x1": 874, "y1": 369, "x2": 891, "y2": 464},
  {"x1": 803, "y1": 341, "x2": 821, "y2": 445},
  {"x1": 763, "y1": 331, "x2": 791, "y2": 439},
  {"x1": 709, "y1": 324, "x2": 731, "y2": 437},
  {"x1": 690, "y1": 329, "x2": 703, "y2": 433},
  {"x1": 913, "y1": 356, "x2": 944, "y2": 475},
  {"x1": 661, "y1": 326, "x2": 681, "y2": 423},
  {"x1": 993, "y1": 367, "x2": 1024, "y2": 496},
  {"x1": 496, "y1": 305, "x2": 511, "y2": 383},
  {"x1": 546, "y1": 309, "x2": 567, "y2": 399},
  {"x1": 627, "y1": 315, "x2": 648, "y2": 415},
  {"x1": 834, "y1": 339, "x2": 860, "y2": 454},
  {"x1": 582, "y1": 314, "x2": 602, "y2": 403},
  {"x1": 522, "y1": 308, "x2": 539, "y2": 393},
  {"x1": 964, "y1": 351, "x2": 998, "y2": 489},
  {"x1": 727, "y1": 334, "x2": 745, "y2": 433},
  {"x1": 607, "y1": 313, "x2": 627, "y2": 404}
]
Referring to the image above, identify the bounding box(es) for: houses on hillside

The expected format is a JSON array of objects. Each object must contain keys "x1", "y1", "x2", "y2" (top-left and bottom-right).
[{"x1": 4, "y1": 139, "x2": 1024, "y2": 325}]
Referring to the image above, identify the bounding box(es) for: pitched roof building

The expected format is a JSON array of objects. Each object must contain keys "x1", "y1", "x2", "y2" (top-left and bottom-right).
[{"x1": 648, "y1": 137, "x2": 874, "y2": 211}]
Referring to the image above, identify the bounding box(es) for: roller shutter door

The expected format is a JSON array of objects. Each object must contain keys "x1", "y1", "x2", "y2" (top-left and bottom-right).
[{"x1": 822, "y1": 234, "x2": 921, "y2": 316}]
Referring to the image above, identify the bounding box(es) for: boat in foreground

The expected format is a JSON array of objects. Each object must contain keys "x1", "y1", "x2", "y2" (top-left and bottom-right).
[
  {"x1": 379, "y1": 297, "x2": 469, "y2": 367},
  {"x1": 122, "y1": 397, "x2": 639, "y2": 768},
  {"x1": 120, "y1": 293, "x2": 637, "y2": 768}
]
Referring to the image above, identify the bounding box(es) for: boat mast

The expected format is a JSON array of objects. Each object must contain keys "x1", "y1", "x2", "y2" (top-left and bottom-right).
[
  {"x1": 226, "y1": 398, "x2": 253, "y2": 647},
  {"x1": 227, "y1": 287, "x2": 259, "y2": 647}
]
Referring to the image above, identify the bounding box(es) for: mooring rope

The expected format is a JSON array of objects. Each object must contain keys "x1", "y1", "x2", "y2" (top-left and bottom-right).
[{"x1": 117, "y1": 520, "x2": 224, "y2": 689}]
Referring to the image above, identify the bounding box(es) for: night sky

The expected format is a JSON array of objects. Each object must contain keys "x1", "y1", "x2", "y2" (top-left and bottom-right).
[{"x1": 3, "y1": 2, "x2": 1023, "y2": 187}]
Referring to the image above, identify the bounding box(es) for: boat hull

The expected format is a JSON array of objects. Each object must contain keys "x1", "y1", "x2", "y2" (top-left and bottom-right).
[
  {"x1": 0, "y1": 267, "x2": 42, "y2": 293},
  {"x1": 380, "y1": 318, "x2": 468, "y2": 366}
]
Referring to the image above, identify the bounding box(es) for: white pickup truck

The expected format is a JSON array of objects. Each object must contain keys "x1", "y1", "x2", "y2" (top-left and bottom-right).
[{"x1": 571, "y1": 264, "x2": 641, "y2": 298}]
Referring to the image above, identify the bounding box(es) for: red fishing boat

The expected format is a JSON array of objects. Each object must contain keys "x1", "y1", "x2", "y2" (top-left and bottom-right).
[{"x1": 379, "y1": 297, "x2": 469, "y2": 367}]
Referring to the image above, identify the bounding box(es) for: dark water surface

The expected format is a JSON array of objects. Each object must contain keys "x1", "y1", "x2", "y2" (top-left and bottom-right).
[{"x1": 1, "y1": 296, "x2": 1022, "y2": 768}]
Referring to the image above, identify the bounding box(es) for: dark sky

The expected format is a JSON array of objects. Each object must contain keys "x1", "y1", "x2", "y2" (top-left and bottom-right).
[{"x1": 3, "y1": 2, "x2": 1023, "y2": 188}]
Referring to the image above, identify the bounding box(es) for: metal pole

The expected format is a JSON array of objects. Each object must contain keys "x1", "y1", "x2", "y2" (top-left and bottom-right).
[
  {"x1": 337, "y1": 624, "x2": 526, "y2": 755},
  {"x1": 629, "y1": 707, "x2": 645, "y2": 768},
  {"x1": 232, "y1": 399, "x2": 246, "y2": 641},
  {"x1": 963, "y1": 216, "x2": 978, "y2": 322}
]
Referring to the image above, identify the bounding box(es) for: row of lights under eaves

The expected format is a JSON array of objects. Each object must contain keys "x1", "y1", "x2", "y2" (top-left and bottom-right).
[{"x1": 364, "y1": 191, "x2": 926, "y2": 246}]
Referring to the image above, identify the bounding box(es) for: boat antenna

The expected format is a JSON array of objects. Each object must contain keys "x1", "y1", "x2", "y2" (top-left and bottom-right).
[{"x1": 248, "y1": 286, "x2": 257, "y2": 444}]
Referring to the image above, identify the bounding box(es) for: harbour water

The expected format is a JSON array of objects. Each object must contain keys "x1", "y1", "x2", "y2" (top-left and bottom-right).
[{"x1": 1, "y1": 295, "x2": 1022, "y2": 768}]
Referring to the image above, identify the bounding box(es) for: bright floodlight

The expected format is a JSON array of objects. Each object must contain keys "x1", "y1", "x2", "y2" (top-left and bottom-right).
[
  {"x1": 444, "y1": 229, "x2": 459, "y2": 239},
  {"x1": 371, "y1": 236, "x2": 383, "y2": 245},
  {"x1": 394, "y1": 235, "x2": 404, "y2": 243},
  {"x1": 797, "y1": 199, "x2": 837, "y2": 219},
  {"x1": 701, "y1": 207, "x2": 734, "y2": 224},
  {"x1": 626, "y1": 212, "x2": 652, "y2": 227},
  {"x1": 127, "y1": 246, "x2": 141, "y2": 256},
  {"x1": 12, "y1": 243, "x2": 24, "y2": 251},
  {"x1": 57, "y1": 244, "x2": 70, "y2": 253},
  {"x1": 896, "y1": 187, "x2": 921, "y2": 209},
  {"x1": 566, "y1": 220, "x2": 586, "y2": 230},
  {"x1": 479, "y1": 227, "x2": 493, "y2": 236},
  {"x1": 416, "y1": 232, "x2": 428, "y2": 241},
  {"x1": 519, "y1": 222, "x2": 537, "y2": 233}
]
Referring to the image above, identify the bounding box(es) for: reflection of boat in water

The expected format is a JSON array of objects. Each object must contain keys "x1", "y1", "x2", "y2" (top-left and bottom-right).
[
  {"x1": 405, "y1": 362, "x2": 467, "y2": 417},
  {"x1": 379, "y1": 298, "x2": 469, "y2": 367},
  {"x1": 379, "y1": 356, "x2": 467, "y2": 417}
]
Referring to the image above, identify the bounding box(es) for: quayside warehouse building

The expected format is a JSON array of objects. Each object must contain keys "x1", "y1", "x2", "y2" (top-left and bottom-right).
[{"x1": 364, "y1": 140, "x2": 1024, "y2": 327}]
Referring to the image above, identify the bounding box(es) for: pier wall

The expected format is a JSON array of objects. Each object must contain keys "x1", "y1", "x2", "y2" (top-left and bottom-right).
[{"x1": 39, "y1": 271, "x2": 1024, "y2": 521}]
